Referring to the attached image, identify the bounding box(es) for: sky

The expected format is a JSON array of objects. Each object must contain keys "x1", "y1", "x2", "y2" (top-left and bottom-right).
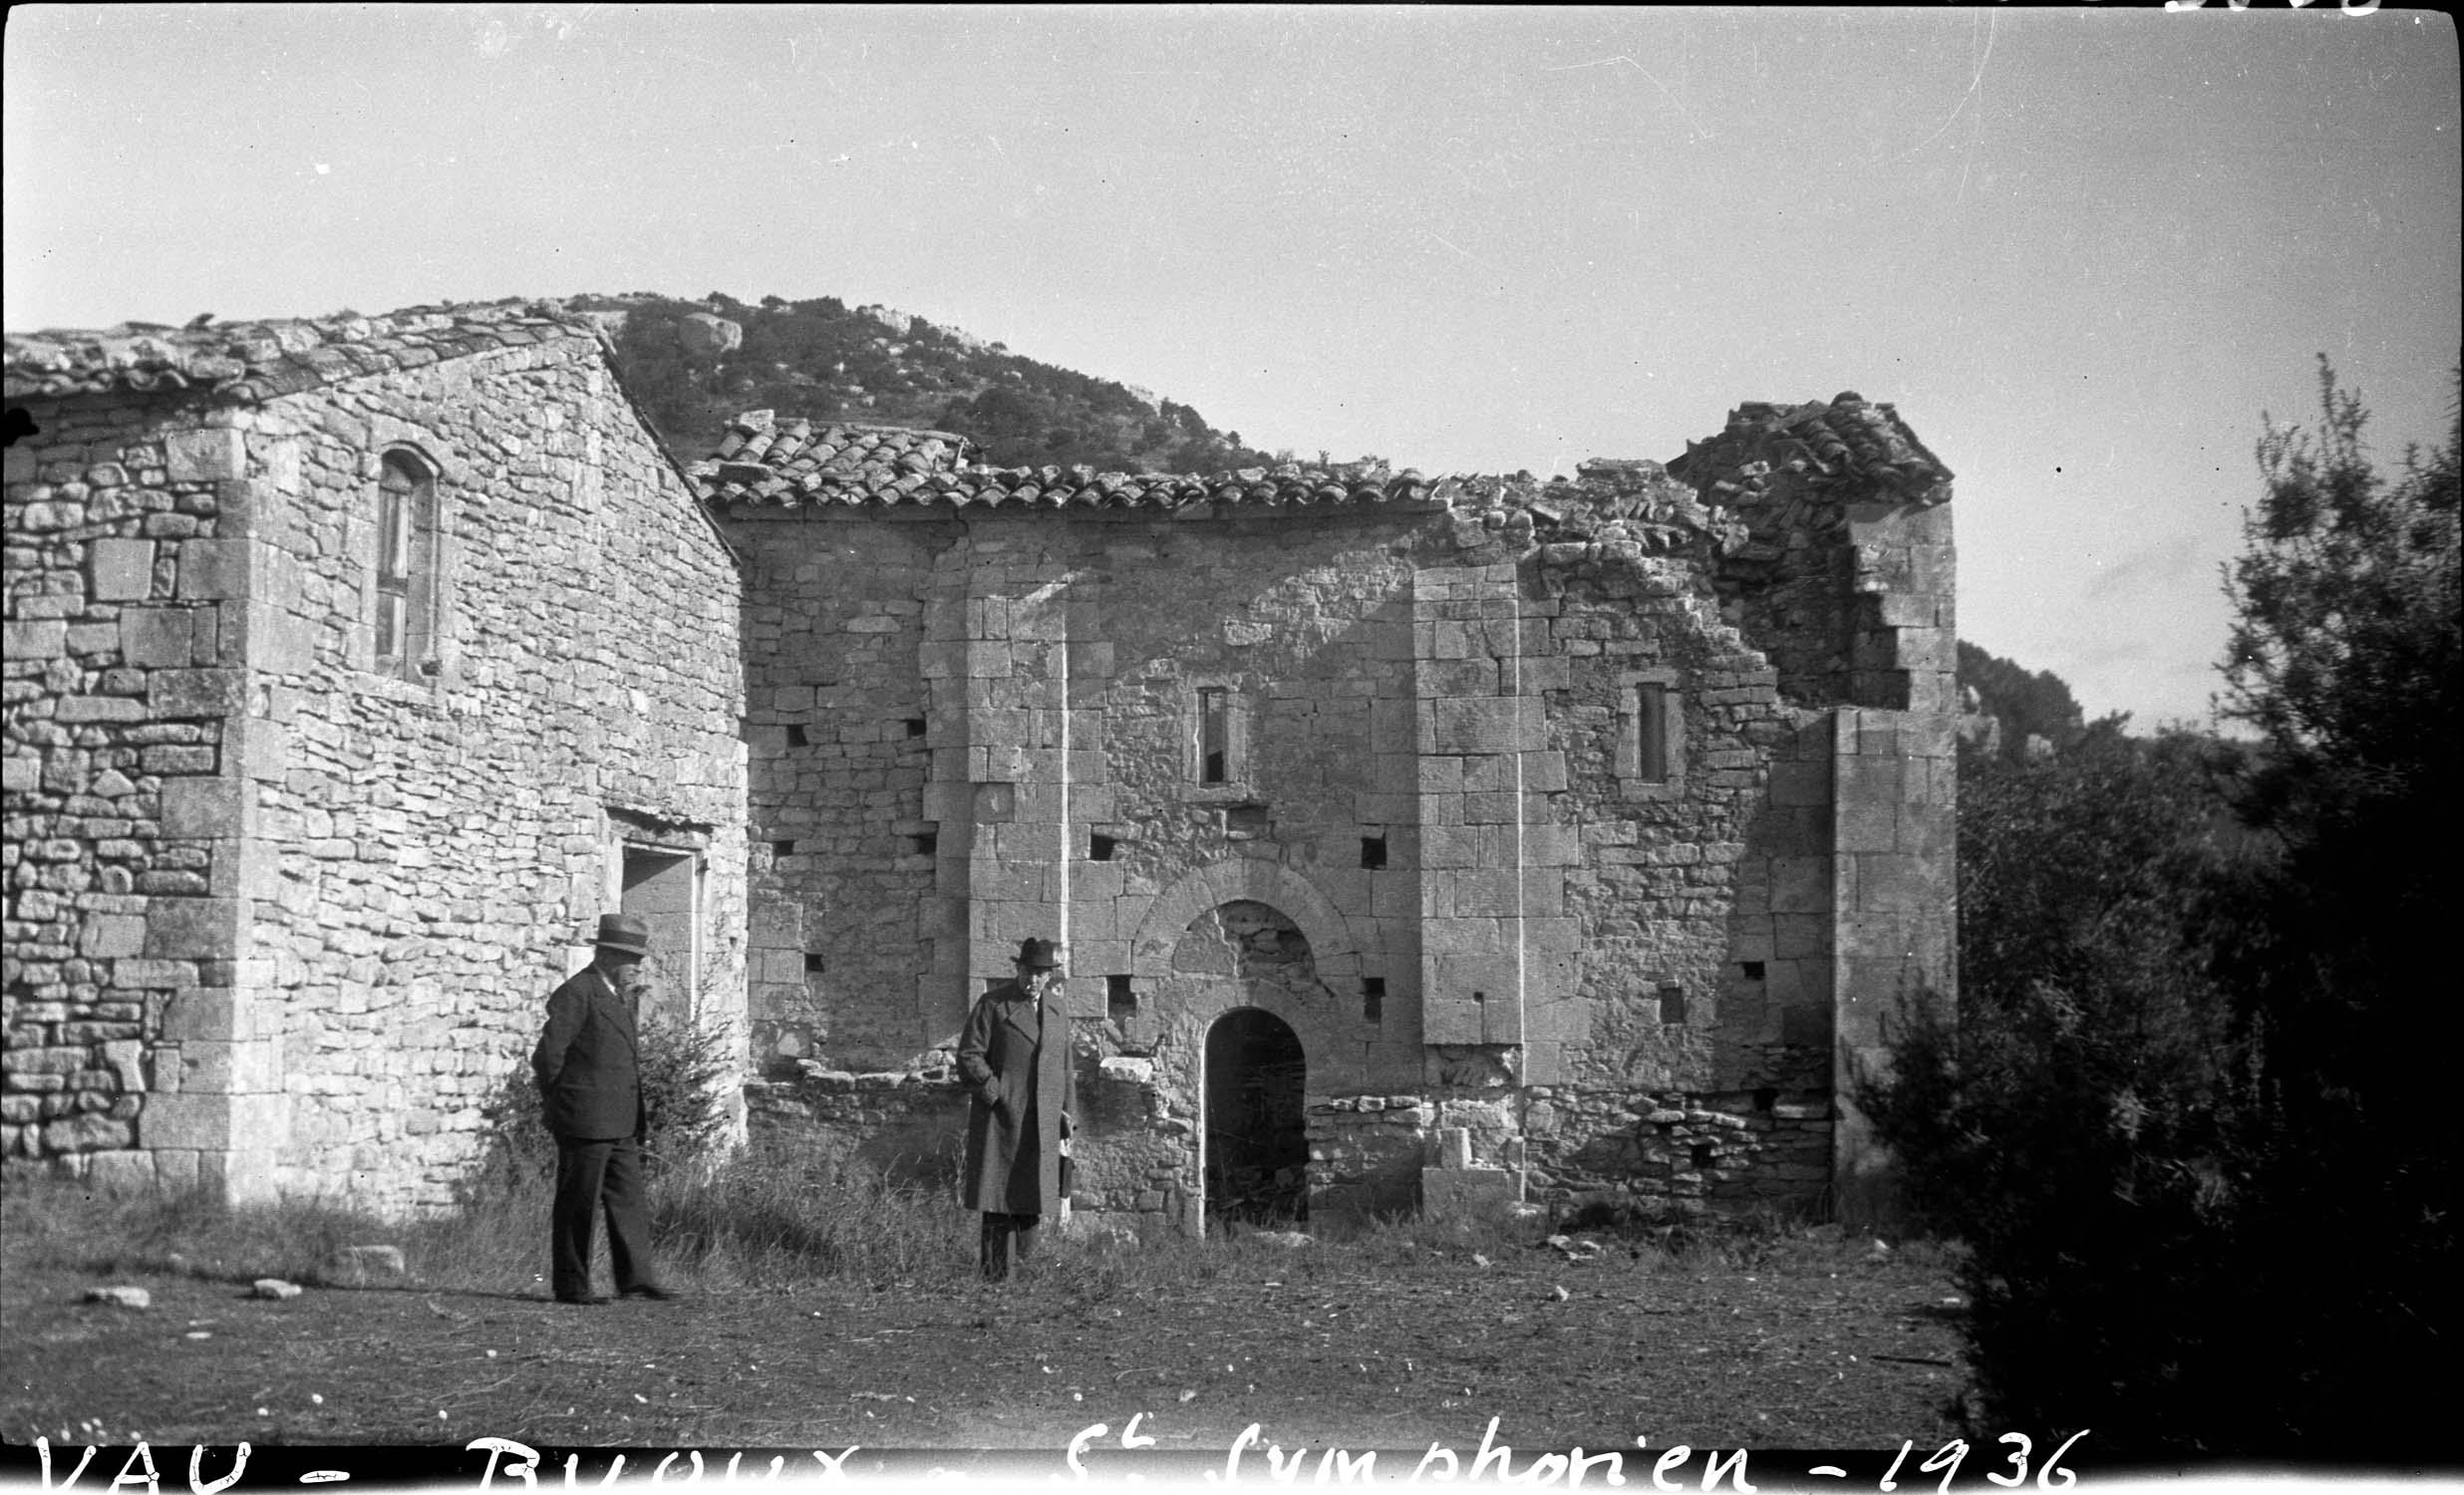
[{"x1": 6, "y1": 5, "x2": 2457, "y2": 731}]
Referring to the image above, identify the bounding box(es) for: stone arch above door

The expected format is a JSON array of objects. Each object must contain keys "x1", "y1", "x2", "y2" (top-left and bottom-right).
[{"x1": 1126, "y1": 859, "x2": 1375, "y2": 985}]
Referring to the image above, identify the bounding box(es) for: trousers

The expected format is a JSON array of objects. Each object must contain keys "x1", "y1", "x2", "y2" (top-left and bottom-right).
[
  {"x1": 551, "y1": 1135, "x2": 656, "y2": 1300},
  {"x1": 979, "y1": 1212, "x2": 1041, "y2": 1281}
]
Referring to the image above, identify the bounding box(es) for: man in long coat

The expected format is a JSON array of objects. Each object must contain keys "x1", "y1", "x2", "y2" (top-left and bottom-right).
[
  {"x1": 957, "y1": 937, "x2": 1077, "y2": 1280},
  {"x1": 531, "y1": 913, "x2": 678, "y2": 1306}
]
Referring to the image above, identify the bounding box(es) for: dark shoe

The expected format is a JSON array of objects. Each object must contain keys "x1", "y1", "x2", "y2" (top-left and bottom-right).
[
  {"x1": 619, "y1": 1284, "x2": 683, "y2": 1302},
  {"x1": 556, "y1": 1293, "x2": 612, "y2": 1306}
]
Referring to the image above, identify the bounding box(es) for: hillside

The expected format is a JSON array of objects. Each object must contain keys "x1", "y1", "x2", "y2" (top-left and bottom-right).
[{"x1": 575, "y1": 291, "x2": 1281, "y2": 474}]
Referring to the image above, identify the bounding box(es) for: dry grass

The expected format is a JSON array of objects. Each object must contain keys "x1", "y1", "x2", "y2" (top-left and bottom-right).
[{"x1": 3, "y1": 1160, "x2": 1970, "y2": 1454}]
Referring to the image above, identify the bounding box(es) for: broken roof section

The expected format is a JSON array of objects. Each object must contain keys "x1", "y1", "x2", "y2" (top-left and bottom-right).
[
  {"x1": 2, "y1": 300, "x2": 598, "y2": 403},
  {"x1": 1669, "y1": 392, "x2": 1954, "y2": 512}
]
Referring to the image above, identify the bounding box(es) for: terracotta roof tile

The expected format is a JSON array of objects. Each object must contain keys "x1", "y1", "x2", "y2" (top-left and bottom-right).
[
  {"x1": 689, "y1": 412, "x2": 1429, "y2": 513},
  {"x1": 689, "y1": 410, "x2": 1762, "y2": 559},
  {"x1": 4, "y1": 299, "x2": 598, "y2": 402}
]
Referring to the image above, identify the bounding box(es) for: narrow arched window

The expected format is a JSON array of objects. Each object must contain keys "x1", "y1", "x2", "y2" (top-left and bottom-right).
[{"x1": 374, "y1": 450, "x2": 434, "y2": 678}]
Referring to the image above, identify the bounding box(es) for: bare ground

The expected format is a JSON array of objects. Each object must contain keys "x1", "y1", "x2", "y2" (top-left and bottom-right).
[{"x1": 2, "y1": 1227, "x2": 1968, "y2": 1458}]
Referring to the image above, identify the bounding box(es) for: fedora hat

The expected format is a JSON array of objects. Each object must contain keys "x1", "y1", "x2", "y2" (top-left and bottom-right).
[
  {"x1": 1014, "y1": 937, "x2": 1060, "y2": 970},
  {"x1": 593, "y1": 914, "x2": 652, "y2": 956}
]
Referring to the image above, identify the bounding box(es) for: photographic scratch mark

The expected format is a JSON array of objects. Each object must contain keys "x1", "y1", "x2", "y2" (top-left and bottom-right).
[
  {"x1": 1890, "y1": 9, "x2": 1998, "y2": 188},
  {"x1": 1546, "y1": 56, "x2": 1713, "y2": 146},
  {"x1": 1427, "y1": 232, "x2": 1499, "y2": 274}
]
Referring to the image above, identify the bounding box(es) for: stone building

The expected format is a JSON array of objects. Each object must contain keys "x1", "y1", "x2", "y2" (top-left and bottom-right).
[
  {"x1": 699, "y1": 392, "x2": 1956, "y2": 1231},
  {"x1": 5, "y1": 298, "x2": 1955, "y2": 1227},
  {"x1": 3, "y1": 305, "x2": 747, "y2": 1211}
]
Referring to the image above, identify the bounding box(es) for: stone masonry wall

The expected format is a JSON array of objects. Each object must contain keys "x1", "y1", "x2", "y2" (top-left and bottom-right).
[
  {"x1": 4, "y1": 336, "x2": 749, "y2": 1210},
  {"x1": 241, "y1": 341, "x2": 746, "y2": 1211},
  {"x1": 4, "y1": 400, "x2": 257, "y2": 1192}
]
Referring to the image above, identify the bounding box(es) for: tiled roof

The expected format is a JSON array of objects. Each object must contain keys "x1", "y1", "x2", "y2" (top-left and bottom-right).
[
  {"x1": 3, "y1": 300, "x2": 597, "y2": 403},
  {"x1": 692, "y1": 413, "x2": 1435, "y2": 511},
  {"x1": 1669, "y1": 393, "x2": 1953, "y2": 510}
]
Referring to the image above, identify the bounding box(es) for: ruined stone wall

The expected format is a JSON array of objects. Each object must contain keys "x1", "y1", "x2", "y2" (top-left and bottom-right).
[
  {"x1": 4, "y1": 400, "x2": 256, "y2": 1190},
  {"x1": 4, "y1": 340, "x2": 749, "y2": 1209},
  {"x1": 725, "y1": 508, "x2": 945, "y2": 1073},
  {"x1": 722, "y1": 474, "x2": 1875, "y2": 1227}
]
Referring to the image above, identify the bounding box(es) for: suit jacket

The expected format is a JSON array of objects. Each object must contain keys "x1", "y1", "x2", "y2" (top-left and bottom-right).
[
  {"x1": 956, "y1": 978, "x2": 1076, "y2": 1216},
  {"x1": 532, "y1": 964, "x2": 645, "y2": 1141}
]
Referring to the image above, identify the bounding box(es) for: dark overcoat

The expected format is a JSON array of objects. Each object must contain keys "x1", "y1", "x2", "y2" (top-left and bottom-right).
[
  {"x1": 956, "y1": 978, "x2": 1075, "y2": 1216},
  {"x1": 531, "y1": 965, "x2": 646, "y2": 1141}
]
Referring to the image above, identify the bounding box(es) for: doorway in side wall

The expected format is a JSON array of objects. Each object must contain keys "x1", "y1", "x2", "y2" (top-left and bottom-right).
[
  {"x1": 621, "y1": 845, "x2": 701, "y2": 1025},
  {"x1": 1202, "y1": 1007, "x2": 1308, "y2": 1230}
]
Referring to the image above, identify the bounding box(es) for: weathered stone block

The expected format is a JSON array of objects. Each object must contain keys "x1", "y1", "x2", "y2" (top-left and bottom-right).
[
  {"x1": 164, "y1": 429, "x2": 247, "y2": 482},
  {"x1": 77, "y1": 914, "x2": 149, "y2": 960},
  {"x1": 4, "y1": 620, "x2": 67, "y2": 660},
  {"x1": 150, "y1": 669, "x2": 247, "y2": 719},
  {"x1": 160, "y1": 776, "x2": 249, "y2": 839},
  {"x1": 1421, "y1": 1164, "x2": 1516, "y2": 1220},
  {"x1": 89, "y1": 539, "x2": 156, "y2": 602},
  {"x1": 175, "y1": 539, "x2": 252, "y2": 600},
  {"x1": 143, "y1": 899, "x2": 245, "y2": 960},
  {"x1": 118, "y1": 607, "x2": 195, "y2": 668}
]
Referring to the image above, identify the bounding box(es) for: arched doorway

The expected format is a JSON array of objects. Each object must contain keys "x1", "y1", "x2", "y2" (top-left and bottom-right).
[{"x1": 1203, "y1": 1008, "x2": 1308, "y2": 1229}]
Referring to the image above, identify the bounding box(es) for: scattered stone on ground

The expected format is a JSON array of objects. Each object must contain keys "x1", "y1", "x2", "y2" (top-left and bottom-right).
[
  {"x1": 82, "y1": 1286, "x2": 149, "y2": 1310},
  {"x1": 251, "y1": 1279, "x2": 303, "y2": 1300}
]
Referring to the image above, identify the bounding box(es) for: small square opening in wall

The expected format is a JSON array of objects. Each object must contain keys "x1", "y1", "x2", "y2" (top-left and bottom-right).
[
  {"x1": 772, "y1": 839, "x2": 795, "y2": 859},
  {"x1": 911, "y1": 830, "x2": 937, "y2": 856},
  {"x1": 804, "y1": 953, "x2": 826, "y2": 975},
  {"x1": 905, "y1": 718, "x2": 928, "y2": 739},
  {"x1": 1753, "y1": 1086, "x2": 1778, "y2": 1112},
  {"x1": 1659, "y1": 985, "x2": 1688, "y2": 1024},
  {"x1": 1089, "y1": 832, "x2": 1117, "y2": 862},
  {"x1": 1741, "y1": 961, "x2": 1765, "y2": 981},
  {"x1": 1225, "y1": 803, "x2": 1269, "y2": 839},
  {"x1": 787, "y1": 725, "x2": 809, "y2": 748},
  {"x1": 1106, "y1": 974, "x2": 1136, "y2": 1021},
  {"x1": 1363, "y1": 977, "x2": 1386, "y2": 1024},
  {"x1": 1360, "y1": 834, "x2": 1387, "y2": 870},
  {"x1": 1691, "y1": 1142, "x2": 1716, "y2": 1170}
]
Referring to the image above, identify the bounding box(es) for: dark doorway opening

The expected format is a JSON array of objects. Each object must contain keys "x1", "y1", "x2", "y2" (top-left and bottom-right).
[{"x1": 1203, "y1": 1008, "x2": 1309, "y2": 1230}]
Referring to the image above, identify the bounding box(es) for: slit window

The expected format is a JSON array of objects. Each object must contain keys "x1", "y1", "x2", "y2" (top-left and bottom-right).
[
  {"x1": 1363, "y1": 977, "x2": 1386, "y2": 1024},
  {"x1": 1659, "y1": 984, "x2": 1688, "y2": 1025},
  {"x1": 1360, "y1": 834, "x2": 1387, "y2": 870},
  {"x1": 1106, "y1": 974, "x2": 1136, "y2": 1021},
  {"x1": 1089, "y1": 832, "x2": 1117, "y2": 862},
  {"x1": 1636, "y1": 682, "x2": 1670, "y2": 782},
  {"x1": 1198, "y1": 687, "x2": 1231, "y2": 784},
  {"x1": 787, "y1": 725, "x2": 809, "y2": 748}
]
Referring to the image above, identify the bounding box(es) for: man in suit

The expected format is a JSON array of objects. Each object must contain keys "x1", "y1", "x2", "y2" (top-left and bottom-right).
[
  {"x1": 532, "y1": 913, "x2": 680, "y2": 1306},
  {"x1": 957, "y1": 937, "x2": 1077, "y2": 1281}
]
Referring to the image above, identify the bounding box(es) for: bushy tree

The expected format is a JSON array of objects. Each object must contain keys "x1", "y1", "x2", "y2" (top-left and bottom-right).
[
  {"x1": 1863, "y1": 723, "x2": 2270, "y2": 1450},
  {"x1": 2209, "y1": 359, "x2": 2459, "y2": 1449},
  {"x1": 1869, "y1": 360, "x2": 2458, "y2": 1456}
]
